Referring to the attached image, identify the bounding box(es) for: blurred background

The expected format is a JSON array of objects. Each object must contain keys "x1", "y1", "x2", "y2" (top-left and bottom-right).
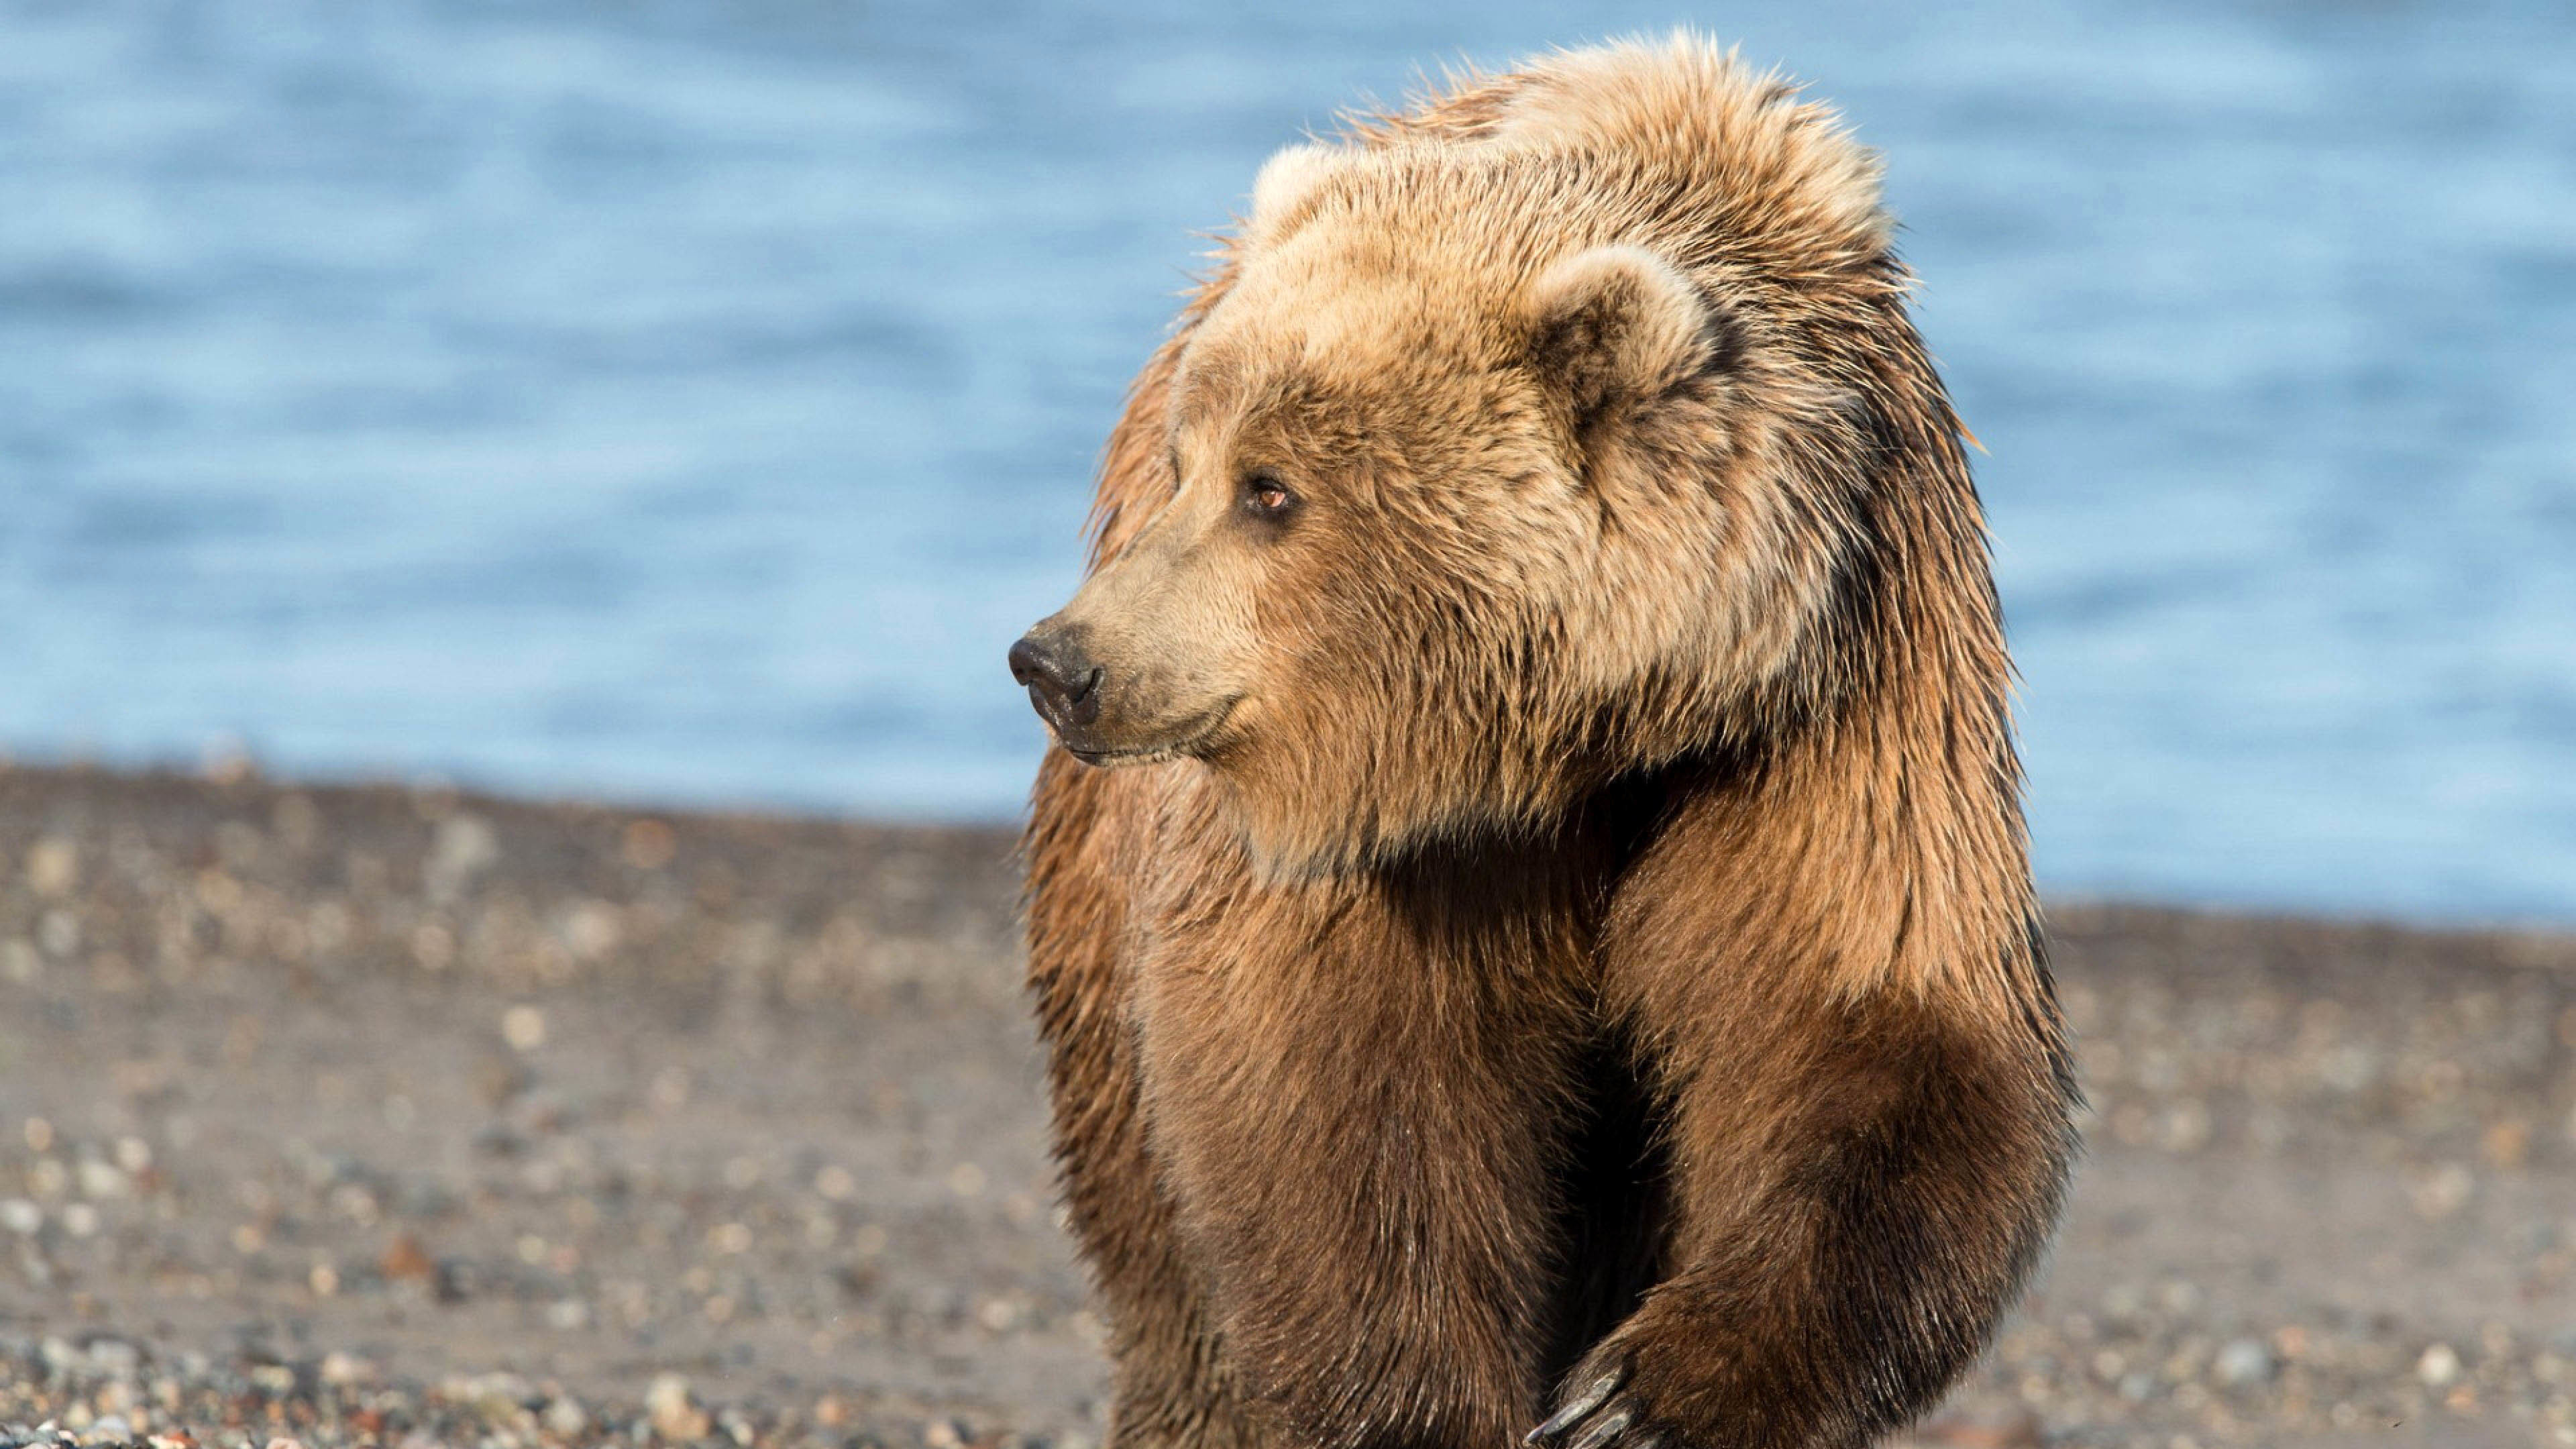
[{"x1": 3, "y1": 0, "x2": 2572, "y2": 924}]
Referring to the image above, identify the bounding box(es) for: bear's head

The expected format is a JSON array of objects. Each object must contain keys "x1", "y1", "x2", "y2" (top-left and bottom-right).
[{"x1": 1014, "y1": 95, "x2": 1905, "y2": 879}]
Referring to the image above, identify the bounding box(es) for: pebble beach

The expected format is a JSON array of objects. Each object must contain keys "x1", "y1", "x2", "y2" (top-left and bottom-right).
[{"x1": 3, "y1": 763, "x2": 2573, "y2": 1449}]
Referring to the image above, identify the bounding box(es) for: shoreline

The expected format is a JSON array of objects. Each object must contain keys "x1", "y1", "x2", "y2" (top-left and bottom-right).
[
  {"x1": 2, "y1": 763, "x2": 2573, "y2": 1448},
  {"x1": 14, "y1": 747, "x2": 2569, "y2": 938}
]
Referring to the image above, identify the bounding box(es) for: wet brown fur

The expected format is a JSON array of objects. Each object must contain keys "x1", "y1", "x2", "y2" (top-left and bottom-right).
[{"x1": 1022, "y1": 35, "x2": 2078, "y2": 1449}]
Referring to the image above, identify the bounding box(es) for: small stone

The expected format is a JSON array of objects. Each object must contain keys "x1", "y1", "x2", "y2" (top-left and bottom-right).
[
  {"x1": 411, "y1": 921, "x2": 457, "y2": 971},
  {"x1": 2483, "y1": 1119, "x2": 2530, "y2": 1169},
  {"x1": 2160, "y1": 1100, "x2": 2212, "y2": 1153},
  {"x1": 501, "y1": 1006, "x2": 546, "y2": 1053},
  {"x1": 26, "y1": 839, "x2": 78, "y2": 898},
  {"x1": 379, "y1": 1232, "x2": 435, "y2": 1281},
  {"x1": 563, "y1": 900, "x2": 622, "y2": 961},
  {"x1": 0, "y1": 1200, "x2": 41, "y2": 1234},
  {"x1": 2418, "y1": 1342, "x2": 2462, "y2": 1387},
  {"x1": 646, "y1": 1375, "x2": 708, "y2": 1442},
  {"x1": 543, "y1": 1398, "x2": 588, "y2": 1436},
  {"x1": 2214, "y1": 1337, "x2": 2273, "y2": 1387},
  {"x1": 75, "y1": 1160, "x2": 129, "y2": 1199},
  {"x1": 427, "y1": 815, "x2": 498, "y2": 902}
]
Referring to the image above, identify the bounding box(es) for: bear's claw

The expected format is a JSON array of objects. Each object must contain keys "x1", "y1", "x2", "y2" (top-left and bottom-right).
[
  {"x1": 1527, "y1": 1367, "x2": 1622, "y2": 1443},
  {"x1": 1528, "y1": 1364, "x2": 1664, "y2": 1449},
  {"x1": 1529, "y1": 1354, "x2": 1683, "y2": 1449}
]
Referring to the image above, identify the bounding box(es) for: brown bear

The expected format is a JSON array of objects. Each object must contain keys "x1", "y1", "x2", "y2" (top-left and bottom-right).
[{"x1": 1010, "y1": 34, "x2": 2078, "y2": 1449}]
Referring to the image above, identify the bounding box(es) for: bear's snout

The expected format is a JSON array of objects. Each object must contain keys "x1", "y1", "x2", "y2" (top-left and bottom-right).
[{"x1": 1009, "y1": 628, "x2": 1105, "y2": 732}]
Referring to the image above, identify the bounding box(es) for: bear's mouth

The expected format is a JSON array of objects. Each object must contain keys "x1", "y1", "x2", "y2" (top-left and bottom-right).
[{"x1": 1061, "y1": 698, "x2": 1240, "y2": 769}]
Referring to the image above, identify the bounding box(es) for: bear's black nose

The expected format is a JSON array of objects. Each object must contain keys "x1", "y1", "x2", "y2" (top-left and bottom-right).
[{"x1": 1010, "y1": 630, "x2": 1104, "y2": 729}]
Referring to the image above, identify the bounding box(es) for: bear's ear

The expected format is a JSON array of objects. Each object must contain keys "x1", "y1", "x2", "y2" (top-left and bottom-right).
[
  {"x1": 1524, "y1": 245, "x2": 1729, "y2": 426},
  {"x1": 1248, "y1": 143, "x2": 1346, "y2": 237}
]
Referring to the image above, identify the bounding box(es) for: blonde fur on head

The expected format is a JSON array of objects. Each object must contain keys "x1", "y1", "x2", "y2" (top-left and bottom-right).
[
  {"x1": 1032, "y1": 34, "x2": 1927, "y2": 879},
  {"x1": 1491, "y1": 32, "x2": 1893, "y2": 259},
  {"x1": 1244, "y1": 142, "x2": 1346, "y2": 238}
]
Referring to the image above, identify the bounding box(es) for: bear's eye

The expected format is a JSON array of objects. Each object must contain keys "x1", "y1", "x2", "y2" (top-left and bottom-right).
[{"x1": 1240, "y1": 471, "x2": 1297, "y2": 519}]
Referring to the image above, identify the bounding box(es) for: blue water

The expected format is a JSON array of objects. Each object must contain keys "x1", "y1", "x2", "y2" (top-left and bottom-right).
[{"x1": 3, "y1": 0, "x2": 2573, "y2": 923}]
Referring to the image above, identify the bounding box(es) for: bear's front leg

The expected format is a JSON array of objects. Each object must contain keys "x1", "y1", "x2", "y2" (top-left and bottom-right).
[
  {"x1": 1133, "y1": 855, "x2": 1598, "y2": 1449},
  {"x1": 1530, "y1": 971, "x2": 2076, "y2": 1449},
  {"x1": 1026, "y1": 757, "x2": 1283, "y2": 1449}
]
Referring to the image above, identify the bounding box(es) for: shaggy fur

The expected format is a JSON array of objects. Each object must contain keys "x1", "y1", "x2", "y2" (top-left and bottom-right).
[{"x1": 1016, "y1": 34, "x2": 2078, "y2": 1449}]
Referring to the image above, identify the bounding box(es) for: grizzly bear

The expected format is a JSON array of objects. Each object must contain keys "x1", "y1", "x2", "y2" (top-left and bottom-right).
[{"x1": 1009, "y1": 34, "x2": 2078, "y2": 1449}]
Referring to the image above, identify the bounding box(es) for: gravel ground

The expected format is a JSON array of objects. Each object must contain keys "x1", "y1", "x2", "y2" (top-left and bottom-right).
[{"x1": 1, "y1": 763, "x2": 2572, "y2": 1448}]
